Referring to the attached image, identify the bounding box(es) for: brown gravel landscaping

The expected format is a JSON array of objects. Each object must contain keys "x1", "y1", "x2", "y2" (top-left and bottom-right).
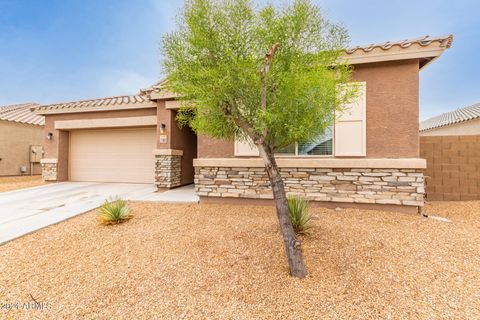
[
  {"x1": 0, "y1": 175, "x2": 44, "y2": 193},
  {"x1": 0, "y1": 201, "x2": 479, "y2": 319}
]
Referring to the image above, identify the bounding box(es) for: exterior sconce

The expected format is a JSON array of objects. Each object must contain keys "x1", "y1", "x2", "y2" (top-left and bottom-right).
[
  {"x1": 160, "y1": 123, "x2": 166, "y2": 133},
  {"x1": 47, "y1": 132, "x2": 53, "y2": 140}
]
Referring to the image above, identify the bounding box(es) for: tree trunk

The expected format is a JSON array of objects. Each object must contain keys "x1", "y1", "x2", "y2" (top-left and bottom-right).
[{"x1": 258, "y1": 145, "x2": 307, "y2": 278}]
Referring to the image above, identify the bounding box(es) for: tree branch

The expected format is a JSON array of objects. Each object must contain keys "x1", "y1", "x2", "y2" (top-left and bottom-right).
[
  {"x1": 261, "y1": 43, "x2": 279, "y2": 112},
  {"x1": 224, "y1": 43, "x2": 279, "y2": 148},
  {"x1": 224, "y1": 102, "x2": 257, "y2": 143},
  {"x1": 260, "y1": 42, "x2": 279, "y2": 139}
]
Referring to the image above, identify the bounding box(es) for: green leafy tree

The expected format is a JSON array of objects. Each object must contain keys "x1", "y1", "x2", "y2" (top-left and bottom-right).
[{"x1": 162, "y1": 0, "x2": 355, "y2": 278}]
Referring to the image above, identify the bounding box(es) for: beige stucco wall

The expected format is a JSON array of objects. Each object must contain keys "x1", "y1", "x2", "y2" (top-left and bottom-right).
[
  {"x1": 43, "y1": 109, "x2": 156, "y2": 158},
  {"x1": 197, "y1": 59, "x2": 420, "y2": 159},
  {"x1": 353, "y1": 59, "x2": 420, "y2": 158},
  {"x1": 420, "y1": 118, "x2": 480, "y2": 136},
  {"x1": 156, "y1": 101, "x2": 197, "y2": 185},
  {"x1": 0, "y1": 120, "x2": 43, "y2": 176},
  {"x1": 43, "y1": 104, "x2": 197, "y2": 184},
  {"x1": 43, "y1": 108, "x2": 157, "y2": 181},
  {"x1": 170, "y1": 110, "x2": 197, "y2": 185},
  {"x1": 197, "y1": 134, "x2": 234, "y2": 158}
]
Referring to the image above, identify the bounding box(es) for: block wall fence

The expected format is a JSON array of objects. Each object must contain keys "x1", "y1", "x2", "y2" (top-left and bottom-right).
[{"x1": 420, "y1": 135, "x2": 480, "y2": 201}]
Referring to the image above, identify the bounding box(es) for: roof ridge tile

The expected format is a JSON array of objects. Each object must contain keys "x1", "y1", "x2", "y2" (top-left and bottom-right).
[
  {"x1": 0, "y1": 103, "x2": 44, "y2": 125},
  {"x1": 420, "y1": 102, "x2": 480, "y2": 131}
]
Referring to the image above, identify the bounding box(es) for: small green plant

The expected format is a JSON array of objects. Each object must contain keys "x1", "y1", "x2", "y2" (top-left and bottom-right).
[
  {"x1": 287, "y1": 196, "x2": 312, "y2": 235},
  {"x1": 97, "y1": 197, "x2": 132, "y2": 225}
]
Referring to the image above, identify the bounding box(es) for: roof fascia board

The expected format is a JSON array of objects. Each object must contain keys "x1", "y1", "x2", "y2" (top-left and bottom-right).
[
  {"x1": 345, "y1": 47, "x2": 445, "y2": 67},
  {"x1": 34, "y1": 103, "x2": 157, "y2": 115},
  {"x1": 150, "y1": 92, "x2": 179, "y2": 100}
]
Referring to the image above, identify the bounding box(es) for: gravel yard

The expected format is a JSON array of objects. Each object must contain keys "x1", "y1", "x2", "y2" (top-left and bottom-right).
[
  {"x1": 0, "y1": 201, "x2": 479, "y2": 319},
  {"x1": 0, "y1": 175, "x2": 44, "y2": 193}
]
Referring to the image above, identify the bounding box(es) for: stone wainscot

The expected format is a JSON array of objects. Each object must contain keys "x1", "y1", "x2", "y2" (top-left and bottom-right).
[
  {"x1": 193, "y1": 158, "x2": 426, "y2": 208},
  {"x1": 154, "y1": 149, "x2": 183, "y2": 189},
  {"x1": 40, "y1": 158, "x2": 58, "y2": 181}
]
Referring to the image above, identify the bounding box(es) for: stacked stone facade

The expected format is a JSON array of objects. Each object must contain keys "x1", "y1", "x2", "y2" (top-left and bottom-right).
[
  {"x1": 195, "y1": 166, "x2": 425, "y2": 206},
  {"x1": 40, "y1": 159, "x2": 58, "y2": 181},
  {"x1": 155, "y1": 154, "x2": 182, "y2": 189}
]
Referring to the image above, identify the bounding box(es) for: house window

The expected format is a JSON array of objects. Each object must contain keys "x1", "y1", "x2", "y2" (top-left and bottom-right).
[
  {"x1": 235, "y1": 81, "x2": 366, "y2": 157},
  {"x1": 274, "y1": 126, "x2": 333, "y2": 156},
  {"x1": 275, "y1": 144, "x2": 296, "y2": 155},
  {"x1": 298, "y1": 126, "x2": 333, "y2": 156}
]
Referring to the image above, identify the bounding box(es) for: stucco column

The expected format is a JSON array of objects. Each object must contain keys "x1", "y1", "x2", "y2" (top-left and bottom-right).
[
  {"x1": 155, "y1": 101, "x2": 183, "y2": 189},
  {"x1": 42, "y1": 118, "x2": 69, "y2": 181}
]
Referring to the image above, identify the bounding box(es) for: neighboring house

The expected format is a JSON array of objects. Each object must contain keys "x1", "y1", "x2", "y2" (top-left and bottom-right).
[
  {"x1": 0, "y1": 103, "x2": 44, "y2": 176},
  {"x1": 420, "y1": 103, "x2": 480, "y2": 201},
  {"x1": 33, "y1": 35, "x2": 452, "y2": 213}
]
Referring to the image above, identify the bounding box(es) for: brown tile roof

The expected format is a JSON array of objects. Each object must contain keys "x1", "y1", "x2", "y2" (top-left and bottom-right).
[
  {"x1": 0, "y1": 103, "x2": 44, "y2": 125},
  {"x1": 140, "y1": 79, "x2": 178, "y2": 100},
  {"x1": 345, "y1": 35, "x2": 453, "y2": 54},
  {"x1": 35, "y1": 94, "x2": 155, "y2": 114},
  {"x1": 144, "y1": 35, "x2": 453, "y2": 100},
  {"x1": 420, "y1": 103, "x2": 480, "y2": 132}
]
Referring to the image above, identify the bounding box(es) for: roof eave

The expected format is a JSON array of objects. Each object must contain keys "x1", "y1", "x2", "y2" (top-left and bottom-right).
[
  {"x1": 148, "y1": 91, "x2": 179, "y2": 101},
  {"x1": 344, "y1": 46, "x2": 448, "y2": 69},
  {"x1": 0, "y1": 118, "x2": 45, "y2": 126},
  {"x1": 33, "y1": 102, "x2": 157, "y2": 115}
]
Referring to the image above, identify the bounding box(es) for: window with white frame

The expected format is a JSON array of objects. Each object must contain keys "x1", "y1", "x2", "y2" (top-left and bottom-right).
[
  {"x1": 275, "y1": 126, "x2": 333, "y2": 156},
  {"x1": 234, "y1": 82, "x2": 366, "y2": 157}
]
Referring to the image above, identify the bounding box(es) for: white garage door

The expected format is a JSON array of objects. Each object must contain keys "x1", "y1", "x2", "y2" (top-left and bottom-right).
[{"x1": 69, "y1": 127, "x2": 156, "y2": 183}]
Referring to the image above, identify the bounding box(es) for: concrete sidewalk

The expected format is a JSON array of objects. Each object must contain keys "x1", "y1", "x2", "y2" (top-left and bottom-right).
[{"x1": 0, "y1": 182, "x2": 198, "y2": 245}]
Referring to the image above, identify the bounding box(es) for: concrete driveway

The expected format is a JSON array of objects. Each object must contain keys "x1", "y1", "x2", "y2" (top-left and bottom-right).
[{"x1": 0, "y1": 182, "x2": 198, "y2": 245}]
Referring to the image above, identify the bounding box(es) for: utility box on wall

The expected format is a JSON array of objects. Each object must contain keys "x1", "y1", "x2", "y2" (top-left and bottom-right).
[{"x1": 30, "y1": 145, "x2": 43, "y2": 163}]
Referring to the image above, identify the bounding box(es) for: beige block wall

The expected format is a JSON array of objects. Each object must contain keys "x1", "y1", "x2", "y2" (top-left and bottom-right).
[
  {"x1": 420, "y1": 135, "x2": 480, "y2": 201},
  {"x1": 197, "y1": 59, "x2": 420, "y2": 159},
  {"x1": 0, "y1": 120, "x2": 43, "y2": 175}
]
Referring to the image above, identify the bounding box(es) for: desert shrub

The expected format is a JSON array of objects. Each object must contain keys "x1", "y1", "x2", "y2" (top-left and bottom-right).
[
  {"x1": 287, "y1": 196, "x2": 312, "y2": 235},
  {"x1": 97, "y1": 197, "x2": 132, "y2": 225}
]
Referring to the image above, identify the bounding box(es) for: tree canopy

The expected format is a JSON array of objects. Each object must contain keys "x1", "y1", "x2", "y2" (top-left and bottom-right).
[{"x1": 162, "y1": 0, "x2": 356, "y2": 150}]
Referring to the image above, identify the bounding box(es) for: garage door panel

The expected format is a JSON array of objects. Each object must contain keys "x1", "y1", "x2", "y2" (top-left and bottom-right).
[{"x1": 69, "y1": 128, "x2": 156, "y2": 183}]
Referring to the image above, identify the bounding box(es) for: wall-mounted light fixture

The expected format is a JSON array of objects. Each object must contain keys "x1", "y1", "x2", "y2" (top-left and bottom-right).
[
  {"x1": 47, "y1": 132, "x2": 53, "y2": 140},
  {"x1": 160, "y1": 123, "x2": 166, "y2": 133}
]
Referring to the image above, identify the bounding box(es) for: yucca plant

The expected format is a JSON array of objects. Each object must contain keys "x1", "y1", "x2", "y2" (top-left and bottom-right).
[
  {"x1": 287, "y1": 196, "x2": 312, "y2": 235},
  {"x1": 97, "y1": 197, "x2": 132, "y2": 225}
]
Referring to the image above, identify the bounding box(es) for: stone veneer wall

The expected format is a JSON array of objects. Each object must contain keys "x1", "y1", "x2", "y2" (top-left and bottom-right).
[
  {"x1": 155, "y1": 154, "x2": 182, "y2": 189},
  {"x1": 41, "y1": 159, "x2": 58, "y2": 181},
  {"x1": 195, "y1": 167, "x2": 425, "y2": 206}
]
